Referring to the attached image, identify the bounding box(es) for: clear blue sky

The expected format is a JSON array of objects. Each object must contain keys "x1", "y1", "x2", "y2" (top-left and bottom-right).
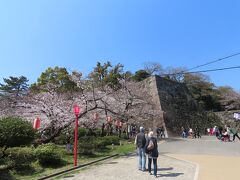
[{"x1": 0, "y1": 0, "x2": 240, "y2": 90}]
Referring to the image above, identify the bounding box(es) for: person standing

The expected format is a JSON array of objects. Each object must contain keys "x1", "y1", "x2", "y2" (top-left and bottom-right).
[
  {"x1": 156, "y1": 127, "x2": 160, "y2": 139},
  {"x1": 189, "y1": 128, "x2": 193, "y2": 138},
  {"x1": 145, "y1": 131, "x2": 158, "y2": 178},
  {"x1": 135, "y1": 126, "x2": 147, "y2": 171},
  {"x1": 181, "y1": 127, "x2": 186, "y2": 138},
  {"x1": 160, "y1": 126, "x2": 165, "y2": 138}
]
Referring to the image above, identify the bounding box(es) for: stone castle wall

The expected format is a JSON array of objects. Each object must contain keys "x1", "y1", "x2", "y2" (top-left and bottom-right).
[{"x1": 144, "y1": 75, "x2": 205, "y2": 136}]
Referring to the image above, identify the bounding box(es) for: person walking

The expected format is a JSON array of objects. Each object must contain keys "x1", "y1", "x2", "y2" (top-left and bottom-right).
[
  {"x1": 156, "y1": 127, "x2": 160, "y2": 139},
  {"x1": 229, "y1": 127, "x2": 240, "y2": 141},
  {"x1": 145, "y1": 131, "x2": 158, "y2": 178},
  {"x1": 194, "y1": 127, "x2": 201, "y2": 138},
  {"x1": 160, "y1": 126, "x2": 165, "y2": 138},
  {"x1": 135, "y1": 126, "x2": 147, "y2": 171},
  {"x1": 181, "y1": 127, "x2": 186, "y2": 138}
]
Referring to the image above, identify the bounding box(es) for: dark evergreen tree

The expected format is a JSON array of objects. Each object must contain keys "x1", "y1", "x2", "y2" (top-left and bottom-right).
[
  {"x1": 30, "y1": 66, "x2": 78, "y2": 92},
  {"x1": 0, "y1": 76, "x2": 29, "y2": 96}
]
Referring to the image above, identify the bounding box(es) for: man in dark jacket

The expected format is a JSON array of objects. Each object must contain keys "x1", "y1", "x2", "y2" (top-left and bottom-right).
[{"x1": 135, "y1": 126, "x2": 146, "y2": 171}]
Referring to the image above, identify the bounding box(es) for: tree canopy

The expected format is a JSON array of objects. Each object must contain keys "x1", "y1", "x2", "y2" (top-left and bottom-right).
[
  {"x1": 30, "y1": 66, "x2": 78, "y2": 92},
  {"x1": 183, "y1": 73, "x2": 222, "y2": 111},
  {"x1": 0, "y1": 76, "x2": 29, "y2": 96},
  {"x1": 89, "y1": 61, "x2": 124, "y2": 89},
  {"x1": 132, "y1": 70, "x2": 150, "y2": 82}
]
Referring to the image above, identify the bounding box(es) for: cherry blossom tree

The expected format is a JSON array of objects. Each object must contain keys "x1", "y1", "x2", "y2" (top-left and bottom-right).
[{"x1": 0, "y1": 69, "x2": 161, "y2": 143}]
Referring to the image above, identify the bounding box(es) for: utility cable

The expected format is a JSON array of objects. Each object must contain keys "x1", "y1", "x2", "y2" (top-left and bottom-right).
[
  {"x1": 165, "y1": 65, "x2": 240, "y2": 76},
  {"x1": 185, "y1": 52, "x2": 240, "y2": 72}
]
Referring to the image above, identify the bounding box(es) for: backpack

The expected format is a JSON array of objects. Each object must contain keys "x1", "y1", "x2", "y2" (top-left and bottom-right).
[{"x1": 147, "y1": 140, "x2": 154, "y2": 151}]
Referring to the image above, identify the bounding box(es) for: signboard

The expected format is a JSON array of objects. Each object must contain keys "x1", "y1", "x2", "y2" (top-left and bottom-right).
[{"x1": 233, "y1": 113, "x2": 240, "y2": 120}]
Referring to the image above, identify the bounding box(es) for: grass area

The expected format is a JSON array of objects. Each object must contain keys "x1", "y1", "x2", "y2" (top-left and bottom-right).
[
  {"x1": 110, "y1": 141, "x2": 136, "y2": 155},
  {"x1": 4, "y1": 140, "x2": 135, "y2": 180}
]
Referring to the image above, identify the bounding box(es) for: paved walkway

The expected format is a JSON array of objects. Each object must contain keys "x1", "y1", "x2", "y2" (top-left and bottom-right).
[
  {"x1": 161, "y1": 136, "x2": 240, "y2": 180},
  {"x1": 61, "y1": 136, "x2": 240, "y2": 180},
  {"x1": 168, "y1": 154, "x2": 240, "y2": 180},
  {"x1": 61, "y1": 154, "x2": 196, "y2": 180}
]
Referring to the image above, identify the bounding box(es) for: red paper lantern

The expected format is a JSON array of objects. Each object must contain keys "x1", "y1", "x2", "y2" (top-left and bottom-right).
[
  {"x1": 119, "y1": 121, "x2": 123, "y2": 127},
  {"x1": 106, "y1": 116, "x2": 112, "y2": 123},
  {"x1": 33, "y1": 117, "x2": 40, "y2": 129},
  {"x1": 115, "y1": 120, "x2": 120, "y2": 127},
  {"x1": 73, "y1": 105, "x2": 80, "y2": 116},
  {"x1": 93, "y1": 112, "x2": 99, "y2": 121}
]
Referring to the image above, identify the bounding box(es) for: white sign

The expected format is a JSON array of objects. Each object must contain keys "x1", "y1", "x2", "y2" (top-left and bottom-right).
[{"x1": 233, "y1": 113, "x2": 240, "y2": 120}]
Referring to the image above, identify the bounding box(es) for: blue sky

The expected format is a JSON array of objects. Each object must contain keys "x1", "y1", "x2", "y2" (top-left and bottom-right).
[{"x1": 0, "y1": 0, "x2": 240, "y2": 90}]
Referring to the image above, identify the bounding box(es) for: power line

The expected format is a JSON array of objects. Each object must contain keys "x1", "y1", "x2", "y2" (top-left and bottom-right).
[
  {"x1": 187, "y1": 65, "x2": 240, "y2": 74},
  {"x1": 185, "y1": 52, "x2": 240, "y2": 72},
  {"x1": 165, "y1": 65, "x2": 240, "y2": 76}
]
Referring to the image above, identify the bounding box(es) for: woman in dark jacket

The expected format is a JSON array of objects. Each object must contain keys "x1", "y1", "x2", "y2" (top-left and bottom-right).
[{"x1": 145, "y1": 131, "x2": 158, "y2": 177}]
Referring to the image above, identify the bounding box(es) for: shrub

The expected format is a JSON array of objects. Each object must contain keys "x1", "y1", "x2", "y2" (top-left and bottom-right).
[
  {"x1": 5, "y1": 147, "x2": 36, "y2": 168},
  {"x1": 86, "y1": 128, "x2": 97, "y2": 136},
  {"x1": 0, "y1": 156, "x2": 11, "y2": 171},
  {"x1": 94, "y1": 138, "x2": 107, "y2": 149},
  {"x1": 78, "y1": 141, "x2": 95, "y2": 155},
  {"x1": 78, "y1": 136, "x2": 120, "y2": 155},
  {"x1": 35, "y1": 143, "x2": 63, "y2": 166},
  {"x1": 78, "y1": 128, "x2": 87, "y2": 137},
  {"x1": 54, "y1": 129, "x2": 73, "y2": 145},
  {"x1": 94, "y1": 128, "x2": 102, "y2": 136},
  {"x1": 0, "y1": 117, "x2": 35, "y2": 148},
  {"x1": 121, "y1": 133, "x2": 129, "y2": 140},
  {"x1": 101, "y1": 136, "x2": 120, "y2": 146},
  {"x1": 78, "y1": 136, "x2": 95, "y2": 155}
]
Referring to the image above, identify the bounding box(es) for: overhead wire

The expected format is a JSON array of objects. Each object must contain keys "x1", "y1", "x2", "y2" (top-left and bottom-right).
[
  {"x1": 165, "y1": 65, "x2": 240, "y2": 76},
  {"x1": 161, "y1": 52, "x2": 240, "y2": 76},
  {"x1": 184, "y1": 52, "x2": 240, "y2": 72}
]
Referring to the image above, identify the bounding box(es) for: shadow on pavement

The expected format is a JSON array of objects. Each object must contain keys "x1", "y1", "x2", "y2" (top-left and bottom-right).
[
  {"x1": 124, "y1": 153, "x2": 137, "y2": 157},
  {"x1": 158, "y1": 167, "x2": 173, "y2": 171},
  {"x1": 103, "y1": 161, "x2": 118, "y2": 164},
  {"x1": 158, "y1": 172, "x2": 184, "y2": 177},
  {"x1": 63, "y1": 175, "x2": 75, "y2": 178}
]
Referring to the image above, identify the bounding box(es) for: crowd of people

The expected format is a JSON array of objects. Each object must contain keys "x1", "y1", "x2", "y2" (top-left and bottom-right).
[
  {"x1": 207, "y1": 126, "x2": 240, "y2": 142},
  {"x1": 135, "y1": 127, "x2": 159, "y2": 178},
  {"x1": 181, "y1": 127, "x2": 201, "y2": 139},
  {"x1": 181, "y1": 125, "x2": 240, "y2": 142}
]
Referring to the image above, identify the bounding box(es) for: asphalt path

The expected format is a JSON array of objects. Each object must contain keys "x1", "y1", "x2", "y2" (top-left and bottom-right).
[
  {"x1": 159, "y1": 135, "x2": 240, "y2": 156},
  {"x1": 160, "y1": 135, "x2": 240, "y2": 180}
]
